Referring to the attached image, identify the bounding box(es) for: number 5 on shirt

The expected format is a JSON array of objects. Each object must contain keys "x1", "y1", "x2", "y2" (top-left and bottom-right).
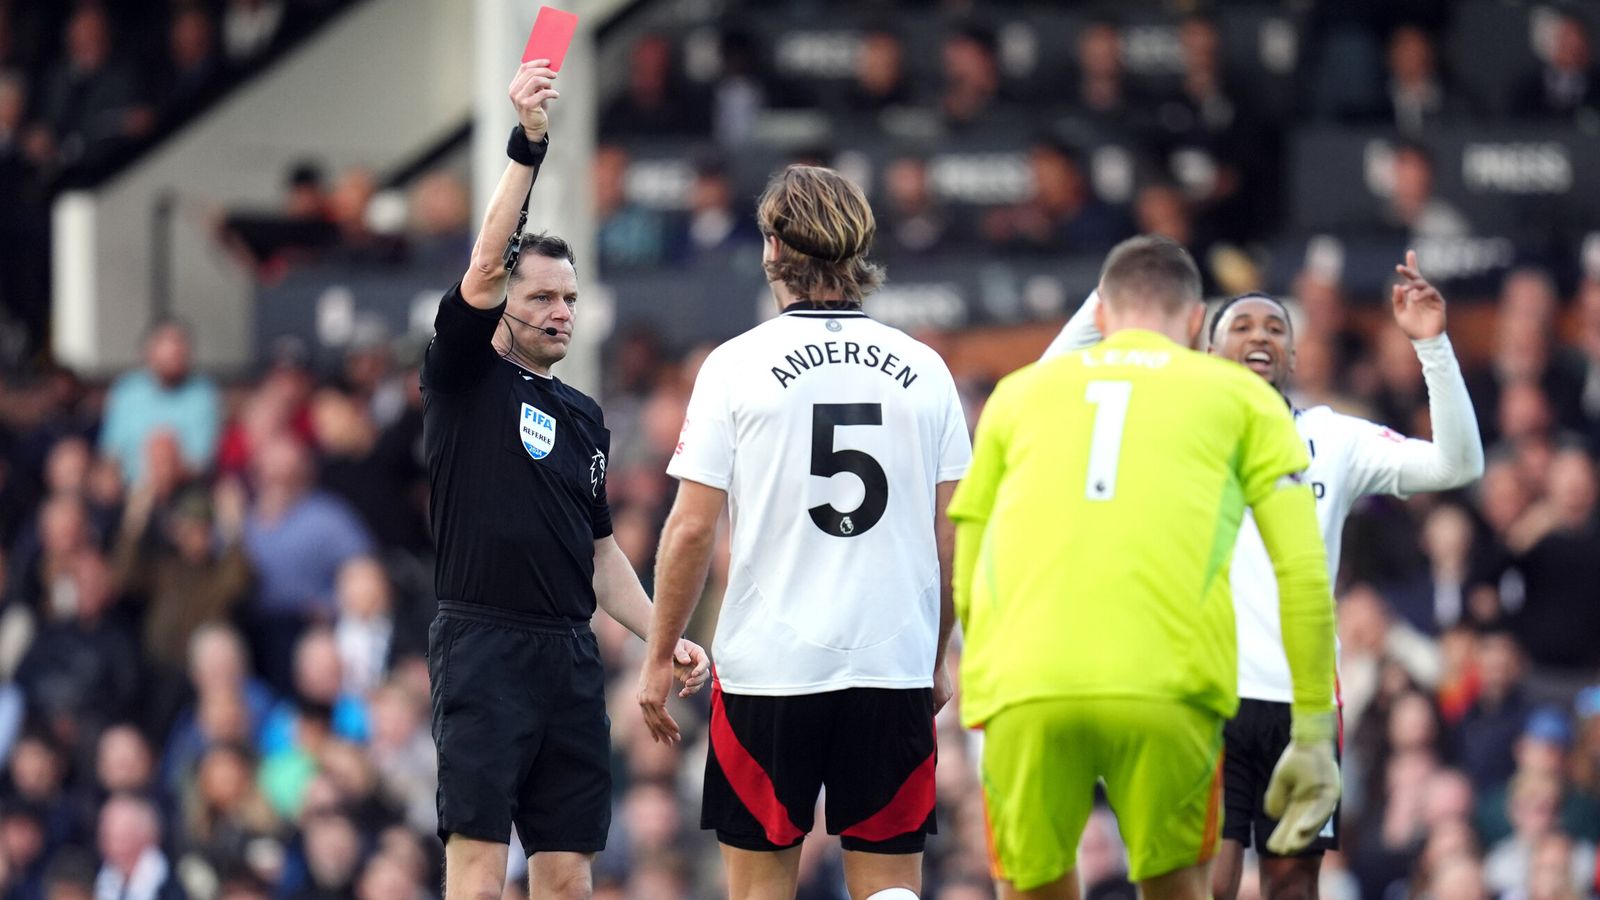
[{"x1": 1084, "y1": 381, "x2": 1132, "y2": 501}]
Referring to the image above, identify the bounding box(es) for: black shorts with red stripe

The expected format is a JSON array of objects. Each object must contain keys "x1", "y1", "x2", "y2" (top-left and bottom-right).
[{"x1": 702, "y1": 680, "x2": 937, "y2": 854}]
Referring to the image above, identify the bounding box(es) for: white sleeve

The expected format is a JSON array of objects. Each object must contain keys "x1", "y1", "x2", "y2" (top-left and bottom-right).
[
  {"x1": 1346, "y1": 333, "x2": 1485, "y2": 497},
  {"x1": 665, "y1": 351, "x2": 736, "y2": 489},
  {"x1": 936, "y1": 370, "x2": 973, "y2": 482},
  {"x1": 1040, "y1": 290, "x2": 1103, "y2": 360}
]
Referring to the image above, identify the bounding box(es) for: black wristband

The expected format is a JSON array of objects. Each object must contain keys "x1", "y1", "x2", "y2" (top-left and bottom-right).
[{"x1": 507, "y1": 126, "x2": 549, "y2": 167}]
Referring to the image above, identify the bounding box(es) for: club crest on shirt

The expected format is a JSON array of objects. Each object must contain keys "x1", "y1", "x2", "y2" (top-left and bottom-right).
[{"x1": 520, "y1": 403, "x2": 557, "y2": 460}]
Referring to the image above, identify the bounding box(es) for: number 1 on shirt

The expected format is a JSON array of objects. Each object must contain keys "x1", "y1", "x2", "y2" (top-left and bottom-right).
[{"x1": 1084, "y1": 380, "x2": 1132, "y2": 501}]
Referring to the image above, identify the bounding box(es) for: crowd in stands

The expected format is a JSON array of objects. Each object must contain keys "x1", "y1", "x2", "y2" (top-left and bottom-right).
[
  {"x1": 2, "y1": 1, "x2": 1600, "y2": 898},
  {"x1": 592, "y1": 3, "x2": 1600, "y2": 279},
  {"x1": 0, "y1": 0, "x2": 358, "y2": 367}
]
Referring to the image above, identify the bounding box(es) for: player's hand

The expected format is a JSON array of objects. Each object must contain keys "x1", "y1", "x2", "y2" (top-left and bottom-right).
[
  {"x1": 932, "y1": 661, "x2": 954, "y2": 714},
  {"x1": 509, "y1": 60, "x2": 559, "y2": 141},
  {"x1": 1264, "y1": 711, "x2": 1342, "y2": 855},
  {"x1": 1392, "y1": 249, "x2": 1447, "y2": 341},
  {"x1": 673, "y1": 638, "x2": 710, "y2": 697},
  {"x1": 636, "y1": 659, "x2": 681, "y2": 744}
]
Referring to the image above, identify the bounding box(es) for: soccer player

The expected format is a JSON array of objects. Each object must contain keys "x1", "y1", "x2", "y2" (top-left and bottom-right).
[
  {"x1": 636, "y1": 165, "x2": 972, "y2": 900},
  {"x1": 1044, "y1": 251, "x2": 1483, "y2": 900},
  {"x1": 422, "y1": 61, "x2": 708, "y2": 900},
  {"x1": 954, "y1": 236, "x2": 1341, "y2": 900}
]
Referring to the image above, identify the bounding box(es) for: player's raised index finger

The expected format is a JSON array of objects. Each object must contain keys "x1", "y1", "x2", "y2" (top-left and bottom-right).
[{"x1": 1406, "y1": 249, "x2": 1419, "y2": 271}]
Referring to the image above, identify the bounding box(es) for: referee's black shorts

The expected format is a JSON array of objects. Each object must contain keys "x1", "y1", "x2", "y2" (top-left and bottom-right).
[
  {"x1": 428, "y1": 601, "x2": 610, "y2": 853},
  {"x1": 702, "y1": 679, "x2": 937, "y2": 854},
  {"x1": 1222, "y1": 698, "x2": 1341, "y2": 855}
]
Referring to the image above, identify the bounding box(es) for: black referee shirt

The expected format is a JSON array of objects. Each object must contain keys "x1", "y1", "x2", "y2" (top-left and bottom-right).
[{"x1": 421, "y1": 283, "x2": 612, "y2": 619}]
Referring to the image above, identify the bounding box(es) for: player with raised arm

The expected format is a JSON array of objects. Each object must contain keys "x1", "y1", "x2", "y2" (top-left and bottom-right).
[
  {"x1": 1043, "y1": 251, "x2": 1484, "y2": 900},
  {"x1": 636, "y1": 165, "x2": 972, "y2": 900},
  {"x1": 954, "y1": 236, "x2": 1341, "y2": 900}
]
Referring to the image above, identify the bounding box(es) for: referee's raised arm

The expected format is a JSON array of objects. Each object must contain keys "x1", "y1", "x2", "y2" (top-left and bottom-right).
[{"x1": 461, "y1": 60, "x2": 559, "y2": 309}]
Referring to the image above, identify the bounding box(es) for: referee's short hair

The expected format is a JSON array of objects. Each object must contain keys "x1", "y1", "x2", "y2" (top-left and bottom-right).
[
  {"x1": 757, "y1": 165, "x2": 885, "y2": 306},
  {"x1": 508, "y1": 231, "x2": 578, "y2": 283},
  {"x1": 1098, "y1": 235, "x2": 1202, "y2": 316}
]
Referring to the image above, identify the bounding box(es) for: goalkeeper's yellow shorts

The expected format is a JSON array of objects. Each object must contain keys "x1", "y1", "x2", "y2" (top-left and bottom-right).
[{"x1": 979, "y1": 696, "x2": 1224, "y2": 889}]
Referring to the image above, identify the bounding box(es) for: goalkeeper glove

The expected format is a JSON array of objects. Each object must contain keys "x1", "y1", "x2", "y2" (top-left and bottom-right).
[{"x1": 1264, "y1": 710, "x2": 1341, "y2": 855}]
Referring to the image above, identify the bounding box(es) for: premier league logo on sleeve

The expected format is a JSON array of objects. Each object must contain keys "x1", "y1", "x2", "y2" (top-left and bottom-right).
[{"x1": 520, "y1": 403, "x2": 557, "y2": 460}]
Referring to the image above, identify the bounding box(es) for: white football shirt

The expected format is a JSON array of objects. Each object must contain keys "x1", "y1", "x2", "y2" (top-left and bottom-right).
[
  {"x1": 668, "y1": 304, "x2": 972, "y2": 695},
  {"x1": 1232, "y1": 406, "x2": 1414, "y2": 703}
]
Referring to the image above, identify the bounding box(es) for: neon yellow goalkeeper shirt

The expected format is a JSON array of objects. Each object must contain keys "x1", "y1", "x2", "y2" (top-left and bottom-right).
[{"x1": 949, "y1": 329, "x2": 1336, "y2": 727}]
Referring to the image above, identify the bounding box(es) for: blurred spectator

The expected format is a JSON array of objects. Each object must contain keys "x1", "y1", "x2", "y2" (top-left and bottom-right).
[
  {"x1": 940, "y1": 25, "x2": 1001, "y2": 128},
  {"x1": 219, "y1": 161, "x2": 339, "y2": 277},
  {"x1": 1133, "y1": 184, "x2": 1204, "y2": 260},
  {"x1": 846, "y1": 29, "x2": 911, "y2": 112},
  {"x1": 1476, "y1": 705, "x2": 1600, "y2": 845},
  {"x1": 710, "y1": 28, "x2": 767, "y2": 146},
  {"x1": 600, "y1": 34, "x2": 708, "y2": 136},
  {"x1": 179, "y1": 741, "x2": 281, "y2": 888},
  {"x1": 94, "y1": 793, "x2": 179, "y2": 900},
  {"x1": 159, "y1": 4, "x2": 225, "y2": 120},
  {"x1": 878, "y1": 155, "x2": 950, "y2": 258},
  {"x1": 1483, "y1": 769, "x2": 1596, "y2": 896},
  {"x1": 331, "y1": 557, "x2": 397, "y2": 697},
  {"x1": 44, "y1": 845, "x2": 98, "y2": 900},
  {"x1": 3, "y1": 729, "x2": 74, "y2": 848},
  {"x1": 1419, "y1": 503, "x2": 1475, "y2": 630},
  {"x1": 365, "y1": 680, "x2": 434, "y2": 835},
  {"x1": 982, "y1": 141, "x2": 1127, "y2": 253},
  {"x1": 1452, "y1": 629, "x2": 1532, "y2": 792},
  {"x1": 1469, "y1": 269, "x2": 1587, "y2": 445},
  {"x1": 1509, "y1": 12, "x2": 1600, "y2": 120},
  {"x1": 1499, "y1": 447, "x2": 1600, "y2": 685},
  {"x1": 5, "y1": 492, "x2": 94, "y2": 622},
  {"x1": 113, "y1": 480, "x2": 252, "y2": 734},
  {"x1": 241, "y1": 435, "x2": 372, "y2": 692},
  {"x1": 217, "y1": 360, "x2": 318, "y2": 479},
  {"x1": 679, "y1": 158, "x2": 759, "y2": 260},
  {"x1": 310, "y1": 388, "x2": 427, "y2": 553},
  {"x1": 594, "y1": 144, "x2": 672, "y2": 269},
  {"x1": 283, "y1": 162, "x2": 327, "y2": 220},
  {"x1": 223, "y1": 0, "x2": 286, "y2": 65},
  {"x1": 324, "y1": 166, "x2": 403, "y2": 265},
  {"x1": 33, "y1": 7, "x2": 152, "y2": 172},
  {"x1": 291, "y1": 809, "x2": 361, "y2": 899},
  {"x1": 260, "y1": 627, "x2": 368, "y2": 760},
  {"x1": 1383, "y1": 142, "x2": 1470, "y2": 240},
  {"x1": 1070, "y1": 20, "x2": 1135, "y2": 121},
  {"x1": 99, "y1": 319, "x2": 221, "y2": 486},
  {"x1": 1, "y1": 798, "x2": 50, "y2": 898},
  {"x1": 405, "y1": 168, "x2": 471, "y2": 269},
  {"x1": 15, "y1": 549, "x2": 139, "y2": 743},
  {"x1": 68, "y1": 724, "x2": 158, "y2": 855},
  {"x1": 1383, "y1": 25, "x2": 1471, "y2": 135}
]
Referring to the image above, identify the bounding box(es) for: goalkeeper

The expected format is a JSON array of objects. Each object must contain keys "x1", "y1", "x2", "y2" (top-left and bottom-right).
[{"x1": 949, "y1": 235, "x2": 1339, "y2": 900}]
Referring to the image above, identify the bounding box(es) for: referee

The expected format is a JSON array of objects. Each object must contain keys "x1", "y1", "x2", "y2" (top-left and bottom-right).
[{"x1": 423, "y1": 60, "x2": 709, "y2": 900}]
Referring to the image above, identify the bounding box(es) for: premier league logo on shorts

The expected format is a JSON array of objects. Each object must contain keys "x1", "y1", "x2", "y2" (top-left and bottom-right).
[{"x1": 520, "y1": 403, "x2": 557, "y2": 460}]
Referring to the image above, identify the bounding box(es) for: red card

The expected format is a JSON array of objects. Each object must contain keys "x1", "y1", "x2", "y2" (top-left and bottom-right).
[{"x1": 522, "y1": 6, "x2": 579, "y2": 71}]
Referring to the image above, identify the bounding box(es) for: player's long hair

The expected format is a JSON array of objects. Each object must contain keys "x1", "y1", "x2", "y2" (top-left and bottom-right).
[{"x1": 756, "y1": 165, "x2": 885, "y2": 306}]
